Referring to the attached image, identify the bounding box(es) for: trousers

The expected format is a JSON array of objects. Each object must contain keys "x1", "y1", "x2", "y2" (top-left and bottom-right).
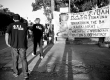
[
  {"x1": 11, "y1": 48, "x2": 28, "y2": 76},
  {"x1": 33, "y1": 36, "x2": 43, "y2": 55}
]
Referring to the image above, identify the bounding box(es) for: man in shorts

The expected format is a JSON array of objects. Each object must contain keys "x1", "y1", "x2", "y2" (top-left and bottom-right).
[
  {"x1": 5, "y1": 14, "x2": 28, "y2": 79},
  {"x1": 32, "y1": 18, "x2": 44, "y2": 59}
]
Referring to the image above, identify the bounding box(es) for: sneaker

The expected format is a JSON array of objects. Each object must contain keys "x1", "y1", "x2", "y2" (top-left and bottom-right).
[
  {"x1": 24, "y1": 75, "x2": 28, "y2": 79},
  {"x1": 39, "y1": 52, "x2": 43, "y2": 59},
  {"x1": 40, "y1": 56, "x2": 44, "y2": 59},
  {"x1": 32, "y1": 53, "x2": 36, "y2": 56},
  {"x1": 13, "y1": 73, "x2": 18, "y2": 77},
  {"x1": 23, "y1": 73, "x2": 29, "y2": 80}
]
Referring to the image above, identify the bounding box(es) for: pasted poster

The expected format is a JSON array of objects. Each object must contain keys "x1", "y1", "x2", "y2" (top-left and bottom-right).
[
  {"x1": 52, "y1": 11, "x2": 69, "y2": 38},
  {"x1": 68, "y1": 5, "x2": 110, "y2": 38},
  {"x1": 58, "y1": 13, "x2": 69, "y2": 37},
  {"x1": 52, "y1": 11, "x2": 60, "y2": 38}
]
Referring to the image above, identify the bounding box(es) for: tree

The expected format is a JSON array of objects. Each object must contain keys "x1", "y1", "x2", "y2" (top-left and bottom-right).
[
  {"x1": 31, "y1": 0, "x2": 110, "y2": 12},
  {"x1": 32, "y1": 0, "x2": 51, "y2": 11},
  {"x1": 31, "y1": 1, "x2": 43, "y2": 11},
  {"x1": 0, "y1": 5, "x2": 28, "y2": 31},
  {"x1": 72, "y1": 0, "x2": 110, "y2": 12},
  {"x1": 0, "y1": 4, "x2": 3, "y2": 9}
]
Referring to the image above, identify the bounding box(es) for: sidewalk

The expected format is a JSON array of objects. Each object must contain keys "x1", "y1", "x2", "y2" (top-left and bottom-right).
[
  {"x1": 28, "y1": 38, "x2": 90, "y2": 80},
  {"x1": 37, "y1": 38, "x2": 66, "y2": 72}
]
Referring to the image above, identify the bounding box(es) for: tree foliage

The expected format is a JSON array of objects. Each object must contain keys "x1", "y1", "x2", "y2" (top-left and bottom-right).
[
  {"x1": 73, "y1": 0, "x2": 110, "y2": 12},
  {"x1": 0, "y1": 4, "x2": 28, "y2": 30},
  {"x1": 32, "y1": 0, "x2": 51, "y2": 11},
  {"x1": 31, "y1": 0, "x2": 110, "y2": 12}
]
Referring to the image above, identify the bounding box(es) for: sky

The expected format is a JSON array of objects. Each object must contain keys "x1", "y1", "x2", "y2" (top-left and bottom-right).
[
  {"x1": 0, "y1": 0, "x2": 35, "y2": 20},
  {"x1": 0, "y1": 0, "x2": 50, "y2": 24}
]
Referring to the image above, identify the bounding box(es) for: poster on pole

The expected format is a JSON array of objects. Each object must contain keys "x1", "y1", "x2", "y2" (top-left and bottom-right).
[
  {"x1": 52, "y1": 11, "x2": 60, "y2": 37},
  {"x1": 68, "y1": 5, "x2": 110, "y2": 38},
  {"x1": 52, "y1": 11, "x2": 69, "y2": 38},
  {"x1": 58, "y1": 13, "x2": 69, "y2": 37}
]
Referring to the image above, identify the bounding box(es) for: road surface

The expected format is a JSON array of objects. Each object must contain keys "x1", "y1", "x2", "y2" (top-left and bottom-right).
[{"x1": 0, "y1": 38, "x2": 110, "y2": 80}]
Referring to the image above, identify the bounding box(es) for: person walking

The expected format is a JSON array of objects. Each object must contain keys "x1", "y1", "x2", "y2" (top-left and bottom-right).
[
  {"x1": 5, "y1": 14, "x2": 29, "y2": 79},
  {"x1": 31, "y1": 18, "x2": 44, "y2": 59},
  {"x1": 45, "y1": 24, "x2": 50, "y2": 44}
]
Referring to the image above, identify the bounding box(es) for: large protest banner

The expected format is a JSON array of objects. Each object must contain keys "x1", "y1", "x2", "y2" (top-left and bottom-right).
[{"x1": 68, "y1": 5, "x2": 110, "y2": 38}]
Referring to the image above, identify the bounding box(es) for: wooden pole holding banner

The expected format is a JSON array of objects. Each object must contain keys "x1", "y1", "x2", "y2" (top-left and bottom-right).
[
  {"x1": 51, "y1": 0, "x2": 54, "y2": 19},
  {"x1": 51, "y1": 0, "x2": 55, "y2": 43},
  {"x1": 69, "y1": 0, "x2": 71, "y2": 13}
]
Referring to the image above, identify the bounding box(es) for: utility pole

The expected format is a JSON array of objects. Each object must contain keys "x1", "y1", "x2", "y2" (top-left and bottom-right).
[
  {"x1": 69, "y1": 0, "x2": 71, "y2": 13},
  {"x1": 51, "y1": 0, "x2": 55, "y2": 43},
  {"x1": 51, "y1": 0, "x2": 54, "y2": 19}
]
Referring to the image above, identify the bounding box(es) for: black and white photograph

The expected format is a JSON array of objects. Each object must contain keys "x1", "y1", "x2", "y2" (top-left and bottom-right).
[{"x1": 0, "y1": 0, "x2": 110, "y2": 80}]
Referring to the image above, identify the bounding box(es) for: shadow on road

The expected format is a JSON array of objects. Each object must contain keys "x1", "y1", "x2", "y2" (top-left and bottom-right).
[
  {"x1": 0, "y1": 43, "x2": 53, "y2": 80},
  {"x1": 59, "y1": 44, "x2": 73, "y2": 80},
  {"x1": 28, "y1": 43, "x2": 74, "y2": 80},
  {"x1": 28, "y1": 43, "x2": 55, "y2": 80}
]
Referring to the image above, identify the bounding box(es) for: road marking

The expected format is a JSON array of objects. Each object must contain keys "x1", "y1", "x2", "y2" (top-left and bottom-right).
[{"x1": 65, "y1": 52, "x2": 68, "y2": 78}]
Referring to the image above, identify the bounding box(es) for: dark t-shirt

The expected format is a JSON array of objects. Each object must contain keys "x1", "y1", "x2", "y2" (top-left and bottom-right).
[
  {"x1": 6, "y1": 22, "x2": 28, "y2": 49},
  {"x1": 32, "y1": 24, "x2": 44, "y2": 38}
]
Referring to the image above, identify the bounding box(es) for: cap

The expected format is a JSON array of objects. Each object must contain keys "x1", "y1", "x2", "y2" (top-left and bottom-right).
[
  {"x1": 13, "y1": 14, "x2": 20, "y2": 20},
  {"x1": 35, "y1": 18, "x2": 40, "y2": 20}
]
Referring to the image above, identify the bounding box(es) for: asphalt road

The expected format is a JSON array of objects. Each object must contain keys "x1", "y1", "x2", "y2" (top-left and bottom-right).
[{"x1": 0, "y1": 38, "x2": 110, "y2": 80}]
